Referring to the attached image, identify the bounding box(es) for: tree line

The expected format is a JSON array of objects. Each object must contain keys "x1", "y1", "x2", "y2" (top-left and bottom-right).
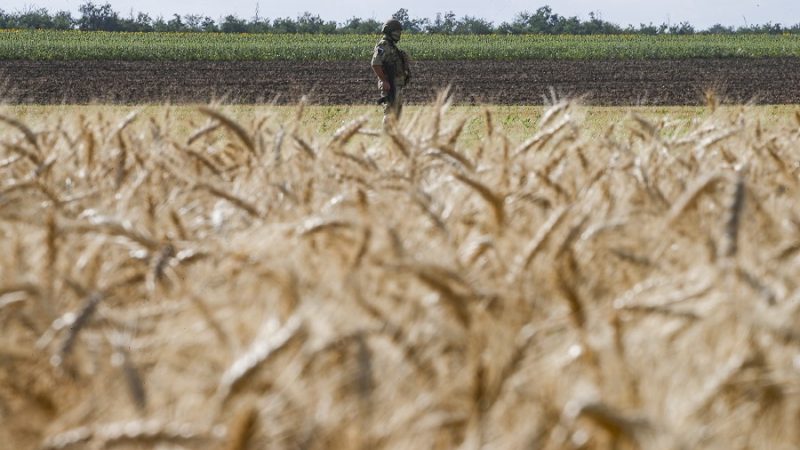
[{"x1": 2, "y1": 3, "x2": 799, "y2": 35}]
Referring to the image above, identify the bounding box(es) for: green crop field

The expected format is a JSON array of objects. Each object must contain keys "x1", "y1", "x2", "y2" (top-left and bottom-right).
[{"x1": 2, "y1": 29, "x2": 800, "y2": 60}]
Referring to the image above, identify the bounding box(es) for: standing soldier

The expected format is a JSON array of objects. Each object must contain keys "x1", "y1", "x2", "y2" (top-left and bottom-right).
[{"x1": 371, "y1": 18, "x2": 410, "y2": 125}]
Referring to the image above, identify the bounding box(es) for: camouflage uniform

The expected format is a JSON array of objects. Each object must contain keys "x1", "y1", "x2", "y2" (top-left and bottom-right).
[{"x1": 371, "y1": 33, "x2": 410, "y2": 122}]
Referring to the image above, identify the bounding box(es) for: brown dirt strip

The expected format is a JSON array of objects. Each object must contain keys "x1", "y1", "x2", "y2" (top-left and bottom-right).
[{"x1": 2, "y1": 58, "x2": 800, "y2": 105}]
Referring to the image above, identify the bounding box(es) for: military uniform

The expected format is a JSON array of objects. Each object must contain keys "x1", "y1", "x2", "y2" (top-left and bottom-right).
[{"x1": 371, "y1": 30, "x2": 409, "y2": 122}]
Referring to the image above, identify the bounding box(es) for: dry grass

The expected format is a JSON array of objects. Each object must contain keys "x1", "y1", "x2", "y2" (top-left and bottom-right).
[{"x1": 1, "y1": 97, "x2": 800, "y2": 450}]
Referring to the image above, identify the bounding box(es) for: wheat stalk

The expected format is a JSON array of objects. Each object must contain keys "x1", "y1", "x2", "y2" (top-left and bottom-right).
[
  {"x1": 513, "y1": 116, "x2": 571, "y2": 158},
  {"x1": 720, "y1": 175, "x2": 746, "y2": 258},
  {"x1": 0, "y1": 154, "x2": 23, "y2": 169},
  {"x1": 483, "y1": 108, "x2": 494, "y2": 138},
  {"x1": 109, "y1": 331, "x2": 148, "y2": 412},
  {"x1": 195, "y1": 182, "x2": 261, "y2": 218},
  {"x1": 198, "y1": 107, "x2": 256, "y2": 155},
  {"x1": 667, "y1": 172, "x2": 727, "y2": 223},
  {"x1": 223, "y1": 404, "x2": 259, "y2": 450},
  {"x1": 452, "y1": 172, "x2": 505, "y2": 228},
  {"x1": 330, "y1": 115, "x2": 368, "y2": 148},
  {"x1": 292, "y1": 134, "x2": 317, "y2": 159},
  {"x1": 0, "y1": 113, "x2": 40, "y2": 152},
  {"x1": 511, "y1": 206, "x2": 571, "y2": 281},
  {"x1": 425, "y1": 144, "x2": 475, "y2": 172},
  {"x1": 182, "y1": 146, "x2": 225, "y2": 177},
  {"x1": 62, "y1": 217, "x2": 160, "y2": 250},
  {"x1": 187, "y1": 121, "x2": 223, "y2": 145},
  {"x1": 299, "y1": 218, "x2": 356, "y2": 236},
  {"x1": 407, "y1": 266, "x2": 472, "y2": 328},
  {"x1": 53, "y1": 291, "x2": 103, "y2": 366},
  {"x1": 566, "y1": 401, "x2": 652, "y2": 445},
  {"x1": 217, "y1": 316, "x2": 304, "y2": 401},
  {"x1": 412, "y1": 191, "x2": 448, "y2": 233}
]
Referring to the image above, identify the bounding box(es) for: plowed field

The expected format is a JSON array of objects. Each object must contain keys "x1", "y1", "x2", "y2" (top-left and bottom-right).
[{"x1": 3, "y1": 58, "x2": 800, "y2": 105}]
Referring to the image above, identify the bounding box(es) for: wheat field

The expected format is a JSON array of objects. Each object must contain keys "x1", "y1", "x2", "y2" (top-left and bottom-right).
[{"x1": 1, "y1": 96, "x2": 800, "y2": 450}]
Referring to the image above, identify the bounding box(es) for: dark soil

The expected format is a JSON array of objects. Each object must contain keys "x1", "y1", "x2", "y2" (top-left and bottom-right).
[{"x1": 3, "y1": 58, "x2": 800, "y2": 105}]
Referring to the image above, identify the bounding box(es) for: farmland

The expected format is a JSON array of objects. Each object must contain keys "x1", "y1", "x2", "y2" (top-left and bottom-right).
[
  {"x1": 3, "y1": 22, "x2": 800, "y2": 450},
  {"x1": 2, "y1": 30, "x2": 800, "y2": 61},
  {"x1": 4, "y1": 58, "x2": 800, "y2": 105},
  {"x1": 2, "y1": 97, "x2": 800, "y2": 449},
  {"x1": 2, "y1": 31, "x2": 800, "y2": 106}
]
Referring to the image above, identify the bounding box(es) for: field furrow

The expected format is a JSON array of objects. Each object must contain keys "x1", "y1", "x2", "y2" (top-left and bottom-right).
[{"x1": 4, "y1": 58, "x2": 800, "y2": 105}]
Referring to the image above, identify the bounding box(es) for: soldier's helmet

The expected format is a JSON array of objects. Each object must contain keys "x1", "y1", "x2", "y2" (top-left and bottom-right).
[{"x1": 381, "y1": 19, "x2": 403, "y2": 35}]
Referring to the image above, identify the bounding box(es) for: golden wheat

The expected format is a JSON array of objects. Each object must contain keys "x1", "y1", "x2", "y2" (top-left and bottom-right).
[{"x1": 1, "y1": 101, "x2": 799, "y2": 450}]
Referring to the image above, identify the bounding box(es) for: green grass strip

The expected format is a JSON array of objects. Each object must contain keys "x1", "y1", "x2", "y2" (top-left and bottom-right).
[{"x1": 2, "y1": 30, "x2": 800, "y2": 60}]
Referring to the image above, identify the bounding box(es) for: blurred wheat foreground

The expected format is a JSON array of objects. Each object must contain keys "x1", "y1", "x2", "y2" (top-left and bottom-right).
[{"x1": 2, "y1": 99, "x2": 800, "y2": 449}]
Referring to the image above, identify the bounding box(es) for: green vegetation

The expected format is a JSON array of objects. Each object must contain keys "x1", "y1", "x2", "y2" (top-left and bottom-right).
[
  {"x1": 3, "y1": 30, "x2": 800, "y2": 61},
  {"x1": 2, "y1": 4, "x2": 800, "y2": 35}
]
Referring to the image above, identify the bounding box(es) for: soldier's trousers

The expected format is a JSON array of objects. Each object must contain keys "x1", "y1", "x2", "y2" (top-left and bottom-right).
[{"x1": 382, "y1": 88, "x2": 403, "y2": 125}]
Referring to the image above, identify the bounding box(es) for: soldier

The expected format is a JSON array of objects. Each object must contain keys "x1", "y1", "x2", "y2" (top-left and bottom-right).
[{"x1": 371, "y1": 18, "x2": 410, "y2": 125}]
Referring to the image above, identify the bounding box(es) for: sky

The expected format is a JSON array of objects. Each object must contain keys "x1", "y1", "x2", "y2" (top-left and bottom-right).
[{"x1": 3, "y1": 0, "x2": 799, "y2": 29}]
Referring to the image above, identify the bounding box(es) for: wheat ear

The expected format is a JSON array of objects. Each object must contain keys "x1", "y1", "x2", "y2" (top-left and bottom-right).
[{"x1": 198, "y1": 107, "x2": 256, "y2": 155}]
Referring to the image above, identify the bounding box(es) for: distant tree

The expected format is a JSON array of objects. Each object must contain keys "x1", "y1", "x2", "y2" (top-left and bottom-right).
[
  {"x1": 12, "y1": 6, "x2": 73, "y2": 29},
  {"x1": 742, "y1": 22, "x2": 783, "y2": 34},
  {"x1": 555, "y1": 16, "x2": 583, "y2": 34},
  {"x1": 580, "y1": 11, "x2": 621, "y2": 34},
  {"x1": 426, "y1": 11, "x2": 458, "y2": 34},
  {"x1": 183, "y1": 14, "x2": 203, "y2": 31},
  {"x1": 668, "y1": 21, "x2": 695, "y2": 35},
  {"x1": 16, "y1": 7, "x2": 56, "y2": 29},
  {"x1": 2, "y1": 2, "x2": 800, "y2": 35},
  {"x1": 391, "y1": 8, "x2": 409, "y2": 26},
  {"x1": 220, "y1": 15, "x2": 247, "y2": 33},
  {"x1": 77, "y1": 2, "x2": 121, "y2": 31},
  {"x1": 497, "y1": 6, "x2": 567, "y2": 34},
  {"x1": 531, "y1": 6, "x2": 560, "y2": 33},
  {"x1": 52, "y1": 11, "x2": 75, "y2": 29},
  {"x1": 508, "y1": 6, "x2": 561, "y2": 34},
  {"x1": 133, "y1": 12, "x2": 153, "y2": 31},
  {"x1": 152, "y1": 15, "x2": 168, "y2": 31},
  {"x1": 295, "y1": 12, "x2": 336, "y2": 33},
  {"x1": 706, "y1": 23, "x2": 735, "y2": 34},
  {"x1": 271, "y1": 17, "x2": 297, "y2": 33},
  {"x1": 296, "y1": 12, "x2": 320, "y2": 32},
  {"x1": 201, "y1": 17, "x2": 218, "y2": 32},
  {"x1": 637, "y1": 22, "x2": 669, "y2": 35},
  {"x1": 340, "y1": 17, "x2": 381, "y2": 34},
  {"x1": 247, "y1": 17, "x2": 272, "y2": 33},
  {"x1": 454, "y1": 16, "x2": 494, "y2": 35},
  {"x1": 496, "y1": 20, "x2": 514, "y2": 34},
  {"x1": 321, "y1": 20, "x2": 338, "y2": 33},
  {"x1": 392, "y1": 8, "x2": 425, "y2": 33},
  {"x1": 166, "y1": 14, "x2": 185, "y2": 31}
]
